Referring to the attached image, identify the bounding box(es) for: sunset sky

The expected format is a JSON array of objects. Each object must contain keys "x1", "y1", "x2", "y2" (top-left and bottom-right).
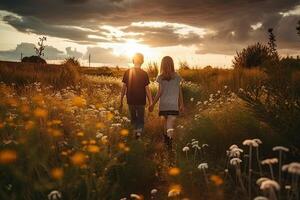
[{"x1": 0, "y1": 0, "x2": 299, "y2": 68}]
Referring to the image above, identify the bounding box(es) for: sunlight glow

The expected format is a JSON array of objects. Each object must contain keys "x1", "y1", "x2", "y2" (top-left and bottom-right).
[{"x1": 113, "y1": 39, "x2": 155, "y2": 59}]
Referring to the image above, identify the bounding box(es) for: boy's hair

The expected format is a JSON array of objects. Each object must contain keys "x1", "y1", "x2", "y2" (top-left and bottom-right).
[
  {"x1": 160, "y1": 56, "x2": 175, "y2": 81},
  {"x1": 133, "y1": 53, "x2": 144, "y2": 65}
]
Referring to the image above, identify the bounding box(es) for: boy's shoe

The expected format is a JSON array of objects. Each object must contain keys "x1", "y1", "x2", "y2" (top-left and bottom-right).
[
  {"x1": 163, "y1": 134, "x2": 173, "y2": 151},
  {"x1": 135, "y1": 128, "x2": 142, "y2": 140}
]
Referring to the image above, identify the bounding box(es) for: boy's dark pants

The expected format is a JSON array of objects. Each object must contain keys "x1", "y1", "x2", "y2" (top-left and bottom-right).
[{"x1": 128, "y1": 105, "x2": 145, "y2": 131}]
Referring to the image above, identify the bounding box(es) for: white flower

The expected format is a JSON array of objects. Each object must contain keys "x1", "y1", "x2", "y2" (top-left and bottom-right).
[
  {"x1": 256, "y1": 177, "x2": 271, "y2": 186},
  {"x1": 253, "y1": 138, "x2": 262, "y2": 145},
  {"x1": 190, "y1": 98, "x2": 194, "y2": 102},
  {"x1": 168, "y1": 189, "x2": 180, "y2": 197},
  {"x1": 224, "y1": 85, "x2": 228, "y2": 89},
  {"x1": 285, "y1": 185, "x2": 291, "y2": 190},
  {"x1": 229, "y1": 148, "x2": 243, "y2": 157},
  {"x1": 242, "y1": 139, "x2": 259, "y2": 147},
  {"x1": 260, "y1": 180, "x2": 280, "y2": 191},
  {"x1": 272, "y1": 146, "x2": 289, "y2": 152},
  {"x1": 198, "y1": 162, "x2": 208, "y2": 170},
  {"x1": 130, "y1": 194, "x2": 142, "y2": 199},
  {"x1": 230, "y1": 158, "x2": 242, "y2": 166},
  {"x1": 182, "y1": 146, "x2": 190, "y2": 152},
  {"x1": 202, "y1": 144, "x2": 209, "y2": 148},
  {"x1": 48, "y1": 190, "x2": 62, "y2": 200},
  {"x1": 282, "y1": 162, "x2": 300, "y2": 175},
  {"x1": 167, "y1": 129, "x2": 174, "y2": 138},
  {"x1": 229, "y1": 144, "x2": 238, "y2": 150},
  {"x1": 96, "y1": 132, "x2": 103, "y2": 138},
  {"x1": 150, "y1": 189, "x2": 158, "y2": 195},
  {"x1": 253, "y1": 196, "x2": 269, "y2": 200},
  {"x1": 261, "y1": 158, "x2": 278, "y2": 165}
]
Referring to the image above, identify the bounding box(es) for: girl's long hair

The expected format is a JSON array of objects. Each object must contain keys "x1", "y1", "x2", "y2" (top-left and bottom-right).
[{"x1": 160, "y1": 56, "x2": 175, "y2": 81}]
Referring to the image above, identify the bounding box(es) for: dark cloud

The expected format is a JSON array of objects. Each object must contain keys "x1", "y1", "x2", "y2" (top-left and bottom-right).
[
  {"x1": 0, "y1": 0, "x2": 299, "y2": 54},
  {"x1": 124, "y1": 25, "x2": 202, "y2": 47},
  {"x1": 84, "y1": 47, "x2": 128, "y2": 64}
]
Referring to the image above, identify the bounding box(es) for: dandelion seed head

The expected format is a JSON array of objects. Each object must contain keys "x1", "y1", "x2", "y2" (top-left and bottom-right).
[
  {"x1": 198, "y1": 162, "x2": 208, "y2": 170},
  {"x1": 272, "y1": 146, "x2": 289, "y2": 152},
  {"x1": 256, "y1": 177, "x2": 271, "y2": 186},
  {"x1": 48, "y1": 190, "x2": 62, "y2": 200},
  {"x1": 182, "y1": 146, "x2": 190, "y2": 152},
  {"x1": 260, "y1": 180, "x2": 280, "y2": 191},
  {"x1": 261, "y1": 158, "x2": 278, "y2": 165},
  {"x1": 230, "y1": 158, "x2": 242, "y2": 166}
]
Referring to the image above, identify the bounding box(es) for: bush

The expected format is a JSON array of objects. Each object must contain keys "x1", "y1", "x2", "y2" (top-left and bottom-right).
[
  {"x1": 146, "y1": 62, "x2": 159, "y2": 80},
  {"x1": 21, "y1": 56, "x2": 47, "y2": 64},
  {"x1": 233, "y1": 43, "x2": 272, "y2": 69},
  {"x1": 63, "y1": 57, "x2": 80, "y2": 67}
]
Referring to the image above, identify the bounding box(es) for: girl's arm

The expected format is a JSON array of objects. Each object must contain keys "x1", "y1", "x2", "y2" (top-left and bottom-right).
[
  {"x1": 179, "y1": 85, "x2": 184, "y2": 112},
  {"x1": 149, "y1": 84, "x2": 162, "y2": 112},
  {"x1": 152, "y1": 84, "x2": 162, "y2": 106}
]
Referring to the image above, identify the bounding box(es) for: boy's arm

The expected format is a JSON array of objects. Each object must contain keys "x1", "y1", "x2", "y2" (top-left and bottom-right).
[
  {"x1": 119, "y1": 83, "x2": 127, "y2": 111},
  {"x1": 145, "y1": 85, "x2": 153, "y2": 105}
]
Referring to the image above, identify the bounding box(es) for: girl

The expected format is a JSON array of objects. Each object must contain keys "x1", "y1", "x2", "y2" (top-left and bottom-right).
[{"x1": 149, "y1": 56, "x2": 184, "y2": 150}]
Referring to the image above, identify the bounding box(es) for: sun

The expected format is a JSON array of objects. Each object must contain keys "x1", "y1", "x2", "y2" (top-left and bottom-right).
[{"x1": 113, "y1": 39, "x2": 154, "y2": 59}]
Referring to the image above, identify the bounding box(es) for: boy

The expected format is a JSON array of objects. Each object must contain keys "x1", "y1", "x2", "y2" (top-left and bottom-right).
[{"x1": 120, "y1": 53, "x2": 152, "y2": 138}]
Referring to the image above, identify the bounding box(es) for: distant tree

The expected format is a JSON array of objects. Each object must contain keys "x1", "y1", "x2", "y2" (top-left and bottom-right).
[
  {"x1": 233, "y1": 43, "x2": 272, "y2": 68},
  {"x1": 297, "y1": 20, "x2": 300, "y2": 36},
  {"x1": 35, "y1": 36, "x2": 47, "y2": 57},
  {"x1": 267, "y1": 28, "x2": 279, "y2": 61}
]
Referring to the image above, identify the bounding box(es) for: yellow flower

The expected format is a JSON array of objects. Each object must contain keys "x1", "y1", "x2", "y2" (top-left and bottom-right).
[
  {"x1": 20, "y1": 105, "x2": 30, "y2": 114},
  {"x1": 77, "y1": 132, "x2": 85, "y2": 137},
  {"x1": 50, "y1": 129, "x2": 63, "y2": 137},
  {"x1": 95, "y1": 122, "x2": 105, "y2": 129},
  {"x1": 52, "y1": 119, "x2": 62, "y2": 125},
  {"x1": 70, "y1": 152, "x2": 86, "y2": 166},
  {"x1": 6, "y1": 98, "x2": 18, "y2": 107},
  {"x1": 72, "y1": 96, "x2": 86, "y2": 107},
  {"x1": 81, "y1": 140, "x2": 88, "y2": 145},
  {"x1": 87, "y1": 145, "x2": 100, "y2": 153},
  {"x1": 118, "y1": 142, "x2": 126, "y2": 150},
  {"x1": 34, "y1": 108, "x2": 48, "y2": 118},
  {"x1": 168, "y1": 167, "x2": 181, "y2": 176},
  {"x1": 120, "y1": 129, "x2": 129, "y2": 137},
  {"x1": 0, "y1": 150, "x2": 17, "y2": 164},
  {"x1": 32, "y1": 95, "x2": 44, "y2": 105},
  {"x1": 89, "y1": 140, "x2": 96, "y2": 144},
  {"x1": 25, "y1": 120, "x2": 35, "y2": 130},
  {"x1": 210, "y1": 175, "x2": 224, "y2": 186},
  {"x1": 107, "y1": 112, "x2": 114, "y2": 121},
  {"x1": 50, "y1": 167, "x2": 64, "y2": 180}
]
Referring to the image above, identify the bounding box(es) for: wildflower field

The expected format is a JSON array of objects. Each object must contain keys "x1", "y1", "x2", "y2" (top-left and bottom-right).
[{"x1": 0, "y1": 63, "x2": 300, "y2": 200}]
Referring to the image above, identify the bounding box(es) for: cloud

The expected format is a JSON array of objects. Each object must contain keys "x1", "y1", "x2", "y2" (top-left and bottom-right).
[
  {"x1": 83, "y1": 47, "x2": 128, "y2": 65},
  {"x1": 0, "y1": 42, "x2": 76, "y2": 61},
  {"x1": 0, "y1": 0, "x2": 299, "y2": 55},
  {"x1": 66, "y1": 47, "x2": 83, "y2": 58}
]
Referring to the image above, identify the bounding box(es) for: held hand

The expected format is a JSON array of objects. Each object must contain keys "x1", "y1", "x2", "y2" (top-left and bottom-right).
[
  {"x1": 179, "y1": 104, "x2": 185, "y2": 113},
  {"x1": 148, "y1": 104, "x2": 154, "y2": 112}
]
